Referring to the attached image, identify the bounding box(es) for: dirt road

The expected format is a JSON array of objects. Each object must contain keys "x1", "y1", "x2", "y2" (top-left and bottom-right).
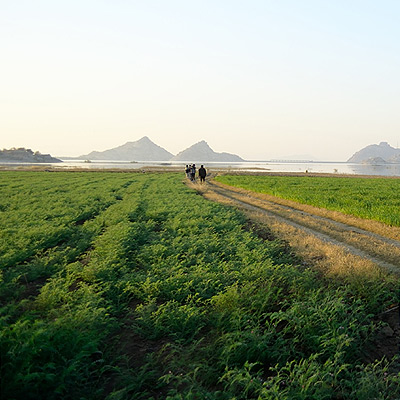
[
  {"x1": 190, "y1": 177, "x2": 400, "y2": 362},
  {"x1": 194, "y1": 179, "x2": 400, "y2": 276}
]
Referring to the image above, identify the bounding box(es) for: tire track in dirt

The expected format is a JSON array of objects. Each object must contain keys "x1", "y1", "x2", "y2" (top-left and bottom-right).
[
  {"x1": 196, "y1": 180, "x2": 400, "y2": 275},
  {"x1": 191, "y1": 178, "x2": 400, "y2": 365}
]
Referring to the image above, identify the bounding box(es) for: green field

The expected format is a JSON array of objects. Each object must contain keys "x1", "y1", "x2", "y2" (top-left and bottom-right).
[
  {"x1": 1, "y1": 171, "x2": 399, "y2": 399},
  {"x1": 215, "y1": 174, "x2": 400, "y2": 227}
]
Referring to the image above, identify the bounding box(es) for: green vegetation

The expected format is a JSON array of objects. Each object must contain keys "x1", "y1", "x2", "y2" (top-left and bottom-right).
[
  {"x1": 1, "y1": 171, "x2": 399, "y2": 399},
  {"x1": 215, "y1": 174, "x2": 400, "y2": 227}
]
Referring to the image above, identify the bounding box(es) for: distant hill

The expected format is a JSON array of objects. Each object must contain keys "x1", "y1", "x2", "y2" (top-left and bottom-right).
[
  {"x1": 361, "y1": 157, "x2": 388, "y2": 165},
  {"x1": 0, "y1": 148, "x2": 62, "y2": 163},
  {"x1": 78, "y1": 136, "x2": 173, "y2": 161},
  {"x1": 171, "y1": 140, "x2": 244, "y2": 162},
  {"x1": 76, "y1": 137, "x2": 245, "y2": 162},
  {"x1": 348, "y1": 142, "x2": 400, "y2": 163}
]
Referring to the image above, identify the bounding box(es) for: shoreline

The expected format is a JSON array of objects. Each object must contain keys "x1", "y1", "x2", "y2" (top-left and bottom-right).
[{"x1": 1, "y1": 164, "x2": 400, "y2": 179}]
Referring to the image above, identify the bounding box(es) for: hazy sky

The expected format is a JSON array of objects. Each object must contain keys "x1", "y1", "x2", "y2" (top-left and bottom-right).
[{"x1": 1, "y1": 1, "x2": 399, "y2": 161}]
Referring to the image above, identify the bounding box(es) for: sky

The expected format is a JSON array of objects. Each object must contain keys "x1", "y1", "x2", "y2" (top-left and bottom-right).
[{"x1": 1, "y1": 0, "x2": 399, "y2": 161}]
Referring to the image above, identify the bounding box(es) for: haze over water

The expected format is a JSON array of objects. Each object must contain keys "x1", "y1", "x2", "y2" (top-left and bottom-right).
[{"x1": 38, "y1": 160, "x2": 400, "y2": 177}]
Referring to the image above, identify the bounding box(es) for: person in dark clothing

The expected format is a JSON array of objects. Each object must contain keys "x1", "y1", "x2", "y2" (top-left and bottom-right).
[
  {"x1": 190, "y1": 164, "x2": 196, "y2": 181},
  {"x1": 198, "y1": 165, "x2": 207, "y2": 183},
  {"x1": 185, "y1": 165, "x2": 190, "y2": 179}
]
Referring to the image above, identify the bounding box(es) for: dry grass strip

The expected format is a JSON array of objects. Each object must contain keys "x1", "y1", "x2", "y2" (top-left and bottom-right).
[
  {"x1": 192, "y1": 180, "x2": 399, "y2": 279},
  {"x1": 208, "y1": 181, "x2": 400, "y2": 269},
  {"x1": 212, "y1": 180, "x2": 400, "y2": 242}
]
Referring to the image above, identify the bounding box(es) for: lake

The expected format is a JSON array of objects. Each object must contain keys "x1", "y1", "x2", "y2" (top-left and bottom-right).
[{"x1": 39, "y1": 159, "x2": 400, "y2": 177}]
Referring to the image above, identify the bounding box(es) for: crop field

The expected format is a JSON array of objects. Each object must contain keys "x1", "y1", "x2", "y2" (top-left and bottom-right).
[
  {"x1": 1, "y1": 171, "x2": 399, "y2": 399},
  {"x1": 215, "y1": 174, "x2": 400, "y2": 227}
]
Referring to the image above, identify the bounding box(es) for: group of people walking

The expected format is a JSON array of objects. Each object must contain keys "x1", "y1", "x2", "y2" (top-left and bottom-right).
[{"x1": 185, "y1": 164, "x2": 207, "y2": 183}]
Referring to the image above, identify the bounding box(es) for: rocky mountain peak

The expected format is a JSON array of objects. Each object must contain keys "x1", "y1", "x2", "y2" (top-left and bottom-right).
[
  {"x1": 171, "y1": 140, "x2": 243, "y2": 162},
  {"x1": 191, "y1": 140, "x2": 211, "y2": 149},
  {"x1": 347, "y1": 142, "x2": 400, "y2": 163},
  {"x1": 79, "y1": 136, "x2": 173, "y2": 161},
  {"x1": 76, "y1": 137, "x2": 245, "y2": 162},
  {"x1": 137, "y1": 136, "x2": 152, "y2": 143}
]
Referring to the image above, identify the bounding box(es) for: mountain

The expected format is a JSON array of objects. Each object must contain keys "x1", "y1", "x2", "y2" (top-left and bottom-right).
[
  {"x1": 78, "y1": 136, "x2": 173, "y2": 161},
  {"x1": 347, "y1": 142, "x2": 400, "y2": 163},
  {"x1": 361, "y1": 157, "x2": 388, "y2": 165},
  {"x1": 171, "y1": 140, "x2": 244, "y2": 162},
  {"x1": 75, "y1": 137, "x2": 245, "y2": 162},
  {"x1": 0, "y1": 148, "x2": 62, "y2": 163}
]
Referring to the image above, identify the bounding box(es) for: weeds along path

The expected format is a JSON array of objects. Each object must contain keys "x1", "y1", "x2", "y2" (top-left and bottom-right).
[{"x1": 193, "y1": 179, "x2": 400, "y2": 276}]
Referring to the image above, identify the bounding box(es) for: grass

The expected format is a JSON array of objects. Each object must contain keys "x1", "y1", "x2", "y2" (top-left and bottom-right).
[
  {"x1": 0, "y1": 171, "x2": 399, "y2": 399},
  {"x1": 200, "y1": 181, "x2": 400, "y2": 277},
  {"x1": 215, "y1": 174, "x2": 400, "y2": 227}
]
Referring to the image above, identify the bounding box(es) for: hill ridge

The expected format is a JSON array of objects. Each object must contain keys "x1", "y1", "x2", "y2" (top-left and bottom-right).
[
  {"x1": 348, "y1": 142, "x2": 400, "y2": 163},
  {"x1": 77, "y1": 137, "x2": 245, "y2": 162},
  {"x1": 171, "y1": 140, "x2": 244, "y2": 162}
]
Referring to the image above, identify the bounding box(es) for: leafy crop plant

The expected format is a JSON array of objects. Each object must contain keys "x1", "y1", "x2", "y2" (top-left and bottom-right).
[{"x1": 0, "y1": 171, "x2": 399, "y2": 399}]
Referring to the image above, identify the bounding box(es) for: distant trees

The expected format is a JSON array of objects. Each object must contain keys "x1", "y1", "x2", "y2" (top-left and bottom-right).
[
  {"x1": 2, "y1": 148, "x2": 36, "y2": 154},
  {"x1": 0, "y1": 148, "x2": 60, "y2": 162}
]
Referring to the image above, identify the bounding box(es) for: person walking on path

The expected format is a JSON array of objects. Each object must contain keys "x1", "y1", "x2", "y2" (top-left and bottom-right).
[
  {"x1": 198, "y1": 165, "x2": 207, "y2": 183},
  {"x1": 190, "y1": 164, "x2": 196, "y2": 181}
]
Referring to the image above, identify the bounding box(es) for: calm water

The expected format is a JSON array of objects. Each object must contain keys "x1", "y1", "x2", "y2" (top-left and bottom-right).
[
  {"x1": 58, "y1": 160, "x2": 400, "y2": 177},
  {"x1": 3, "y1": 159, "x2": 400, "y2": 177}
]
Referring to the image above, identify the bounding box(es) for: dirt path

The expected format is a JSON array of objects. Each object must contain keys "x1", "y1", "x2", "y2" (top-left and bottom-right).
[
  {"x1": 190, "y1": 177, "x2": 400, "y2": 363},
  {"x1": 194, "y1": 179, "x2": 400, "y2": 276}
]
